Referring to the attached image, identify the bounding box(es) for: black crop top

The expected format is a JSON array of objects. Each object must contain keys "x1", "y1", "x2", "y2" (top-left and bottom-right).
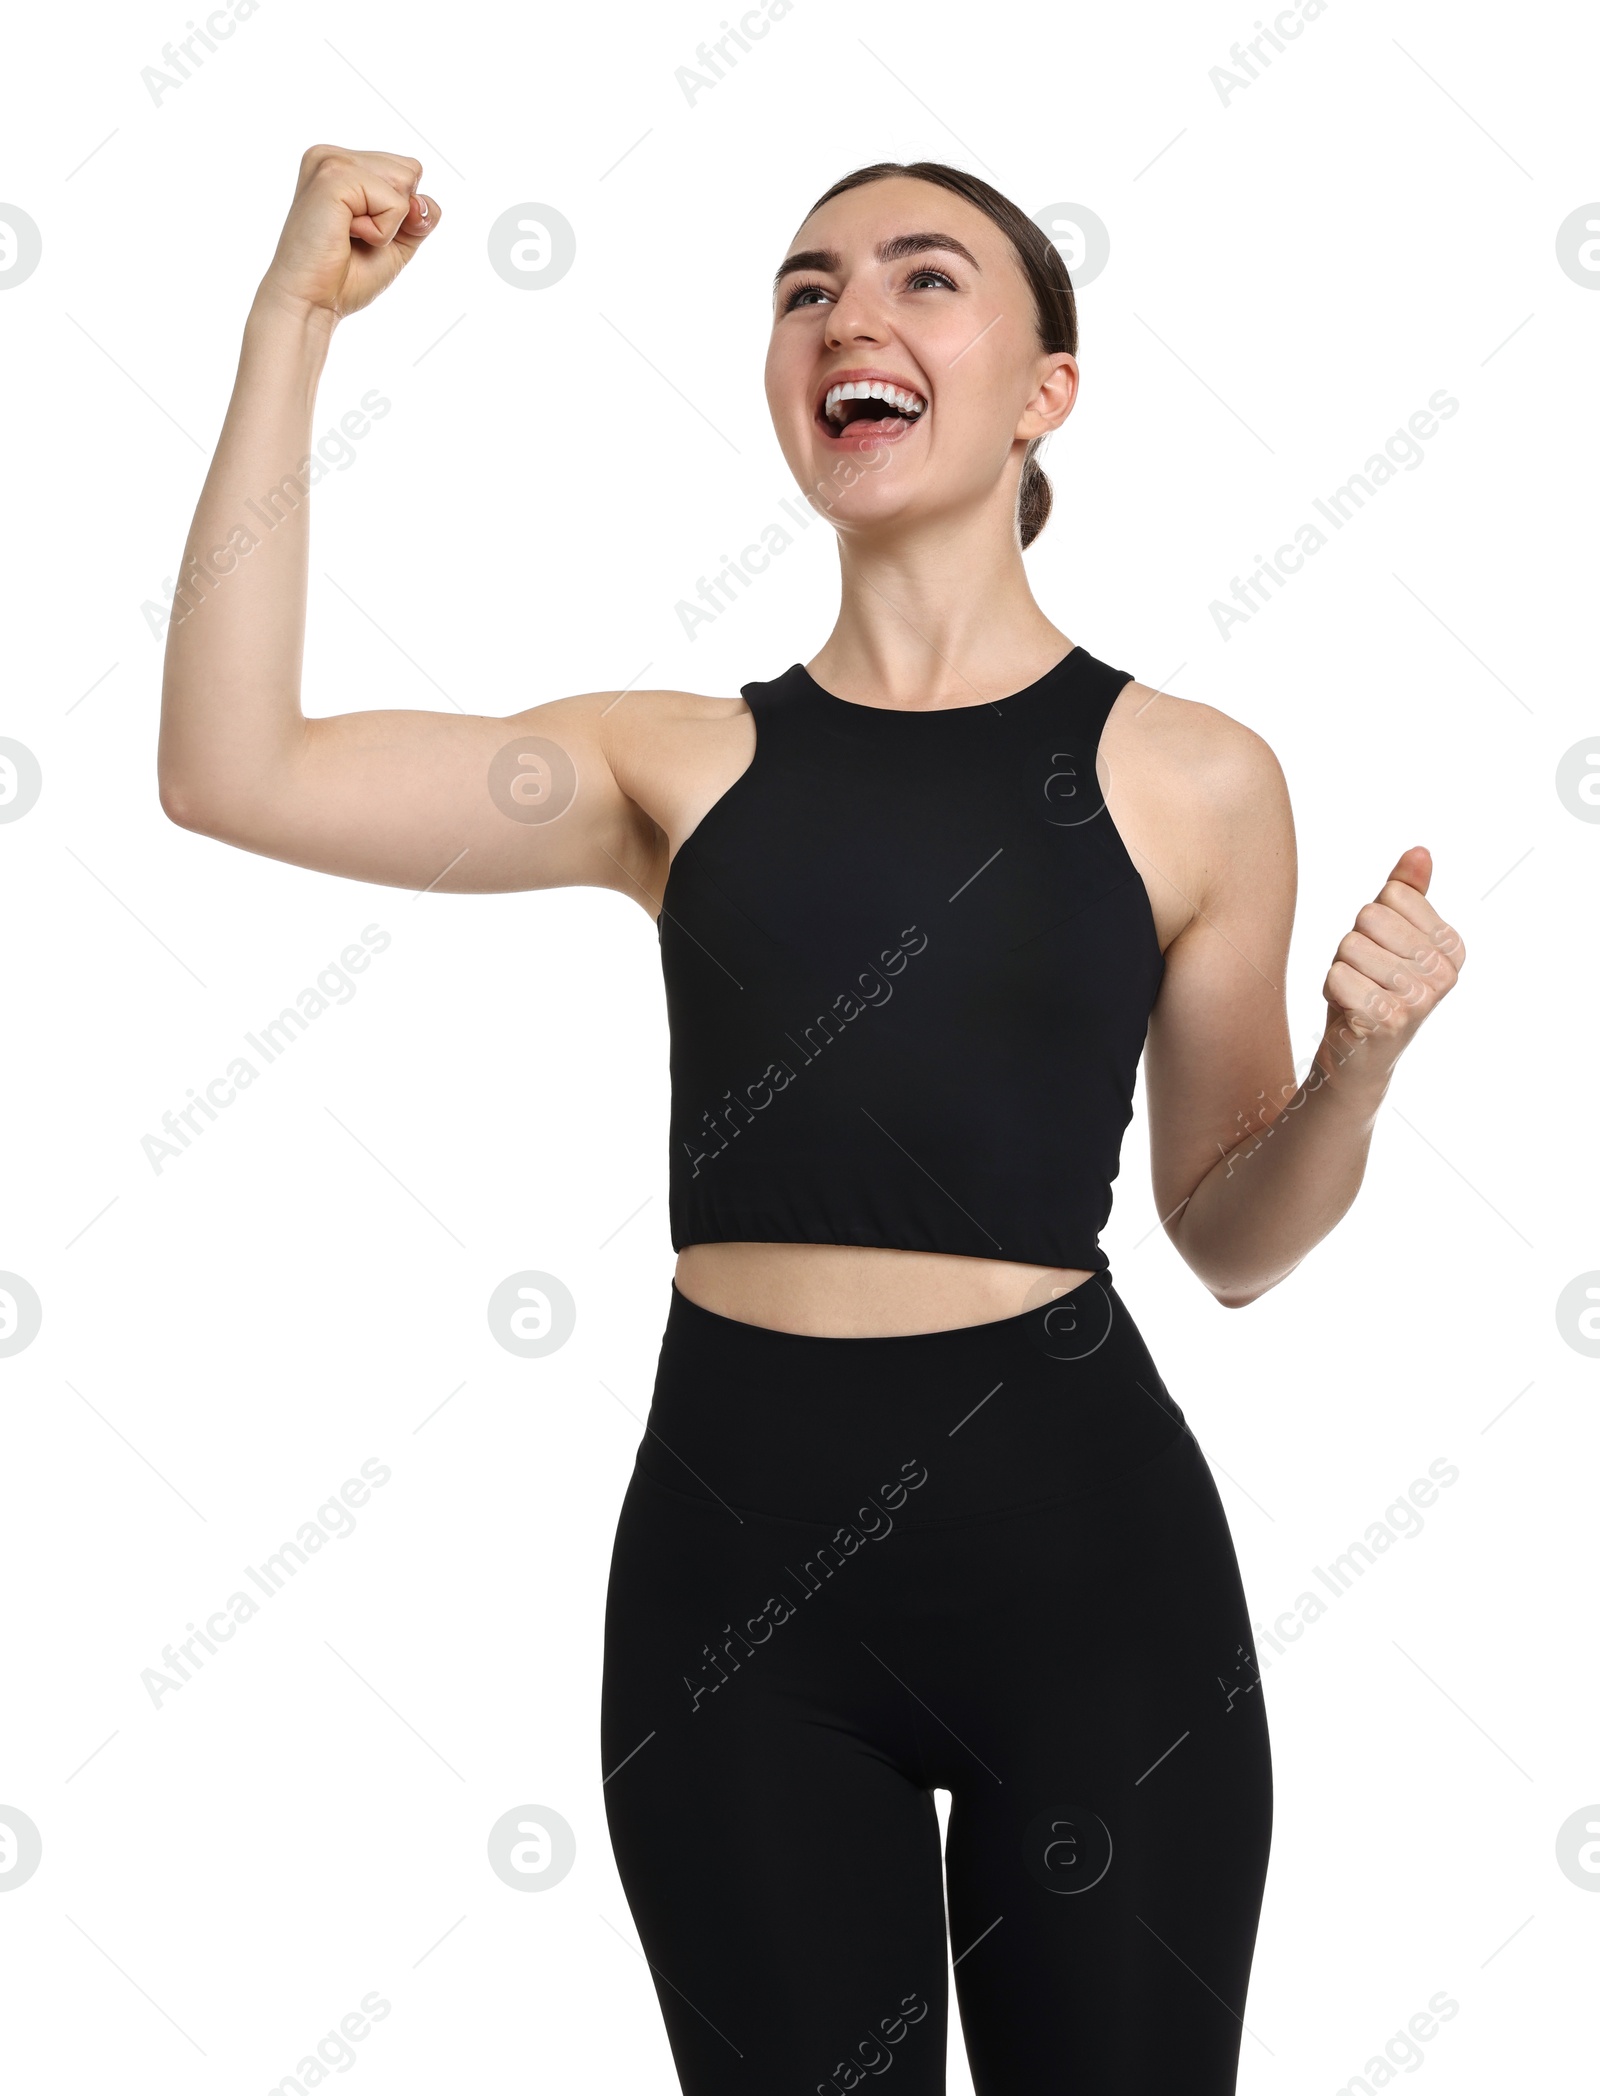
[{"x1": 658, "y1": 644, "x2": 1164, "y2": 1276}]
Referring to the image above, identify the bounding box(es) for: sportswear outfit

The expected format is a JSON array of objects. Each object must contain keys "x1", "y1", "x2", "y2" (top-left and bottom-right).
[{"x1": 600, "y1": 646, "x2": 1272, "y2": 2093}]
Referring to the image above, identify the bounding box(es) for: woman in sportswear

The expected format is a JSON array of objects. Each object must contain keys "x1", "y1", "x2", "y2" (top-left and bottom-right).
[{"x1": 158, "y1": 149, "x2": 1465, "y2": 2094}]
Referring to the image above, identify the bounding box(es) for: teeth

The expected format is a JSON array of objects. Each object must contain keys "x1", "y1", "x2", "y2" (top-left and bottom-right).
[{"x1": 823, "y1": 380, "x2": 928, "y2": 424}]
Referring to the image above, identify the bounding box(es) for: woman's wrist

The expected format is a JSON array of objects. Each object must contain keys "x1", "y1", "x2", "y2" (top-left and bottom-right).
[
  {"x1": 1311, "y1": 1016, "x2": 1397, "y2": 1113},
  {"x1": 243, "y1": 278, "x2": 339, "y2": 370}
]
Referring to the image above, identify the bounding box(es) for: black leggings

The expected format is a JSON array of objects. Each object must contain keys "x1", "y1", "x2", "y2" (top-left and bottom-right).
[{"x1": 600, "y1": 1278, "x2": 1272, "y2": 2094}]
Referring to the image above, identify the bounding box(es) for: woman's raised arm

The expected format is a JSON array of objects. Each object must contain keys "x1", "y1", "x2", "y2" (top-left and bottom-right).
[{"x1": 156, "y1": 145, "x2": 658, "y2": 901}]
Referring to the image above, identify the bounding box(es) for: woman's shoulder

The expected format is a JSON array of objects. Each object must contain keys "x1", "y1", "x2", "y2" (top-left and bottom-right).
[
  {"x1": 1108, "y1": 675, "x2": 1287, "y2": 811},
  {"x1": 1102, "y1": 678, "x2": 1292, "y2": 927}
]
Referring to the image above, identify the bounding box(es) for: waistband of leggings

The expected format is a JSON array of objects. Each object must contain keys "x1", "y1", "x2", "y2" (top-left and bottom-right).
[{"x1": 636, "y1": 1275, "x2": 1189, "y2": 1528}]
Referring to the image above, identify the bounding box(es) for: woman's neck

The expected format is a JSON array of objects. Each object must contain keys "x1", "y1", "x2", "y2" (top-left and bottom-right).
[{"x1": 810, "y1": 530, "x2": 1071, "y2": 708}]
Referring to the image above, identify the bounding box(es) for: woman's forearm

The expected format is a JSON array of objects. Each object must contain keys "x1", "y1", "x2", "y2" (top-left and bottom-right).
[
  {"x1": 156, "y1": 286, "x2": 335, "y2": 822},
  {"x1": 1170, "y1": 1020, "x2": 1395, "y2": 1306}
]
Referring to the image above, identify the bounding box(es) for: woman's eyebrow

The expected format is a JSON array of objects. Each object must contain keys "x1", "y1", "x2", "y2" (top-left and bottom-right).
[{"x1": 771, "y1": 231, "x2": 982, "y2": 292}]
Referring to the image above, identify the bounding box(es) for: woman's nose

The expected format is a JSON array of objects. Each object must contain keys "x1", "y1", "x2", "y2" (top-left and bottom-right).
[{"x1": 825, "y1": 282, "x2": 888, "y2": 347}]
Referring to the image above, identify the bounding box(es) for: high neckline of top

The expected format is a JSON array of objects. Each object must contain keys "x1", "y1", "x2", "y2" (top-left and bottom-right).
[{"x1": 789, "y1": 644, "x2": 1088, "y2": 720}]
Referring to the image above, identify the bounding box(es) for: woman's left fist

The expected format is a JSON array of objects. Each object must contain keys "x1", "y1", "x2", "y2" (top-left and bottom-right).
[{"x1": 1322, "y1": 846, "x2": 1464, "y2": 1068}]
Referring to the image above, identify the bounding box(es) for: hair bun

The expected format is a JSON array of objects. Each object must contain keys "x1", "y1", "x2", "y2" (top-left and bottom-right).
[{"x1": 1019, "y1": 451, "x2": 1052, "y2": 550}]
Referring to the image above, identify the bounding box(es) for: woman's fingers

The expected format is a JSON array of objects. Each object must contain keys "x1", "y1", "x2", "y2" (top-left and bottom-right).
[
  {"x1": 347, "y1": 172, "x2": 421, "y2": 246},
  {"x1": 1333, "y1": 930, "x2": 1456, "y2": 1007},
  {"x1": 1324, "y1": 958, "x2": 1411, "y2": 1039},
  {"x1": 392, "y1": 191, "x2": 441, "y2": 255},
  {"x1": 1372, "y1": 877, "x2": 1464, "y2": 958},
  {"x1": 263, "y1": 147, "x2": 437, "y2": 321},
  {"x1": 1322, "y1": 850, "x2": 1466, "y2": 1060},
  {"x1": 1349, "y1": 900, "x2": 1462, "y2": 984}
]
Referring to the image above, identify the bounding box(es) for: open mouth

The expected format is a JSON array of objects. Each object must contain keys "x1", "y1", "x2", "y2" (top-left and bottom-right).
[{"x1": 815, "y1": 377, "x2": 928, "y2": 445}]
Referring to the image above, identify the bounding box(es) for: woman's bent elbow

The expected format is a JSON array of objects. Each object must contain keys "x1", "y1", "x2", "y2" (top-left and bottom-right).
[
  {"x1": 1209, "y1": 1260, "x2": 1301, "y2": 1309},
  {"x1": 158, "y1": 775, "x2": 206, "y2": 831}
]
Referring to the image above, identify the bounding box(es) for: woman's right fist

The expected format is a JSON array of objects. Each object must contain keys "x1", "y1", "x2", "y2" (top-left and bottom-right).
[{"x1": 259, "y1": 146, "x2": 440, "y2": 323}]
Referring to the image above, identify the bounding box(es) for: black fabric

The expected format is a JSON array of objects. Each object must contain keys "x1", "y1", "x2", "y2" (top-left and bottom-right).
[
  {"x1": 660, "y1": 646, "x2": 1164, "y2": 1273},
  {"x1": 601, "y1": 1280, "x2": 1273, "y2": 2094}
]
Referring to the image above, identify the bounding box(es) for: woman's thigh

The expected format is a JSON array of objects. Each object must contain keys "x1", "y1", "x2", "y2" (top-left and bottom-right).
[
  {"x1": 601, "y1": 1465, "x2": 951, "y2": 2095},
  {"x1": 927, "y1": 1431, "x2": 1274, "y2": 2093}
]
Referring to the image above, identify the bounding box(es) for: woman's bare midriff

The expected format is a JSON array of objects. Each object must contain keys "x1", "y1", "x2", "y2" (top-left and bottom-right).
[{"x1": 672, "y1": 1241, "x2": 1097, "y2": 1338}]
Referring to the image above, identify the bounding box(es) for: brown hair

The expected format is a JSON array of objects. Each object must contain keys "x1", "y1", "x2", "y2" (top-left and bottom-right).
[{"x1": 799, "y1": 161, "x2": 1077, "y2": 550}]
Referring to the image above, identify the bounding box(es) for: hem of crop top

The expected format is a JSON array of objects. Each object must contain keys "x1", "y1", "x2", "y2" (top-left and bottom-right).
[{"x1": 670, "y1": 1218, "x2": 1112, "y2": 1273}]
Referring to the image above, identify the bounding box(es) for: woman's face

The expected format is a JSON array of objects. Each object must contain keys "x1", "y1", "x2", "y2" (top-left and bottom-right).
[{"x1": 764, "y1": 175, "x2": 1077, "y2": 543}]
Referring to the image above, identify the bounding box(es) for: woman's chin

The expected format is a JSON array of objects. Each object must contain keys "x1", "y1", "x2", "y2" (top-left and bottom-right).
[{"x1": 815, "y1": 487, "x2": 931, "y2": 541}]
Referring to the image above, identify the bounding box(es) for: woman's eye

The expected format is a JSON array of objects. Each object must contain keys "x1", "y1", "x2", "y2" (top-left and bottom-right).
[{"x1": 781, "y1": 266, "x2": 958, "y2": 313}]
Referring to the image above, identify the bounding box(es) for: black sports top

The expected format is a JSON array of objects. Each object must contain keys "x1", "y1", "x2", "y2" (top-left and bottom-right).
[{"x1": 658, "y1": 644, "x2": 1164, "y2": 1277}]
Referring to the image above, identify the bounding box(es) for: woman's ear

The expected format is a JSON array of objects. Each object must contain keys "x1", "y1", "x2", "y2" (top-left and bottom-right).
[{"x1": 1021, "y1": 352, "x2": 1079, "y2": 439}]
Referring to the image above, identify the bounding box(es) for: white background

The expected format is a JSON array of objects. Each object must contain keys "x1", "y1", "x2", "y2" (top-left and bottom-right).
[{"x1": 2, "y1": 0, "x2": 1596, "y2": 2088}]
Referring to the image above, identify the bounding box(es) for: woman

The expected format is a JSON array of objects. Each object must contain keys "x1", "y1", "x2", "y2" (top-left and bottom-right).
[{"x1": 158, "y1": 148, "x2": 1464, "y2": 2093}]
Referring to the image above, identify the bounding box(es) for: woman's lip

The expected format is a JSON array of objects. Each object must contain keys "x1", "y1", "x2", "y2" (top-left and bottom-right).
[{"x1": 813, "y1": 407, "x2": 926, "y2": 447}]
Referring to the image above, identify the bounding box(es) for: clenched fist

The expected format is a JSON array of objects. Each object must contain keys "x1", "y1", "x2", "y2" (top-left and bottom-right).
[
  {"x1": 259, "y1": 145, "x2": 440, "y2": 323},
  {"x1": 1321, "y1": 846, "x2": 1464, "y2": 1076}
]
